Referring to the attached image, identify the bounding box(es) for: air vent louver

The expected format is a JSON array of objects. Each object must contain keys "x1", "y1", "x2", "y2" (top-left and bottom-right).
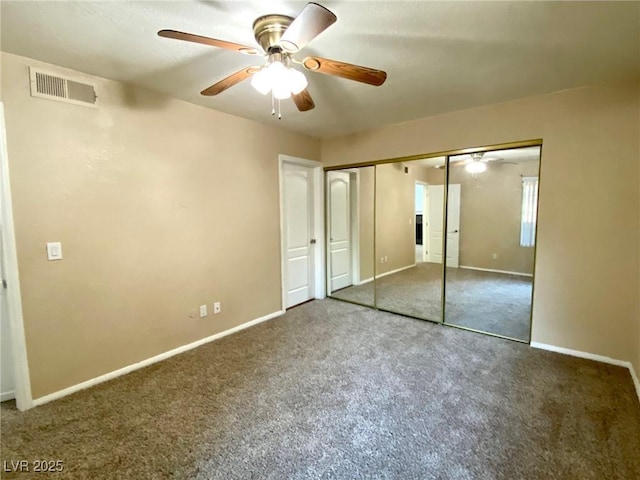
[{"x1": 29, "y1": 67, "x2": 97, "y2": 107}]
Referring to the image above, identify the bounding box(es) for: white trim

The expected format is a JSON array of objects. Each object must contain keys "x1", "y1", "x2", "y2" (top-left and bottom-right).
[
  {"x1": 278, "y1": 155, "x2": 325, "y2": 311},
  {"x1": 630, "y1": 364, "x2": 640, "y2": 404},
  {"x1": 0, "y1": 103, "x2": 34, "y2": 411},
  {"x1": 415, "y1": 180, "x2": 429, "y2": 264},
  {"x1": 1, "y1": 390, "x2": 15, "y2": 402},
  {"x1": 460, "y1": 265, "x2": 533, "y2": 278},
  {"x1": 349, "y1": 170, "x2": 360, "y2": 285},
  {"x1": 531, "y1": 342, "x2": 640, "y2": 403},
  {"x1": 358, "y1": 263, "x2": 417, "y2": 285},
  {"x1": 33, "y1": 309, "x2": 284, "y2": 407},
  {"x1": 377, "y1": 263, "x2": 416, "y2": 279}
]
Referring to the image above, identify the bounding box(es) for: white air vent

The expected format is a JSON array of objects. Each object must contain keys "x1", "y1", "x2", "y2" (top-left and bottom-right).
[{"x1": 29, "y1": 67, "x2": 97, "y2": 108}]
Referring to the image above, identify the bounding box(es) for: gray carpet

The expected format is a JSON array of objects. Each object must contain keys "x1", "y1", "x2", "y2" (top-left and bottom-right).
[
  {"x1": 331, "y1": 264, "x2": 532, "y2": 341},
  {"x1": 2, "y1": 299, "x2": 639, "y2": 479}
]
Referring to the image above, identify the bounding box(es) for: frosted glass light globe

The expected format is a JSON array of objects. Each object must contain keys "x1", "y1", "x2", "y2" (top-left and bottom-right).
[
  {"x1": 287, "y1": 68, "x2": 308, "y2": 94},
  {"x1": 250, "y1": 61, "x2": 308, "y2": 100},
  {"x1": 465, "y1": 161, "x2": 487, "y2": 174},
  {"x1": 250, "y1": 68, "x2": 271, "y2": 95},
  {"x1": 272, "y1": 82, "x2": 291, "y2": 99}
]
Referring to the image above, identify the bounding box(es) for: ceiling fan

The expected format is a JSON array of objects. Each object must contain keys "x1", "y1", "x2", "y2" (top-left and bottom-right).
[
  {"x1": 157, "y1": 2, "x2": 387, "y2": 117},
  {"x1": 451, "y1": 152, "x2": 516, "y2": 173}
]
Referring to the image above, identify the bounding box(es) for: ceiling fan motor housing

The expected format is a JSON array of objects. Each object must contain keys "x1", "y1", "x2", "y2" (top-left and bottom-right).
[{"x1": 253, "y1": 14, "x2": 294, "y2": 52}]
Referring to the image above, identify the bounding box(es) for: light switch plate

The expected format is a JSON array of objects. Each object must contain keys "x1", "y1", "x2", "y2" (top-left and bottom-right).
[{"x1": 46, "y1": 242, "x2": 63, "y2": 261}]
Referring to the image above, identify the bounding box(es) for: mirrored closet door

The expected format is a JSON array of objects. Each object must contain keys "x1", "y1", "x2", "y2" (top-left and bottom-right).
[
  {"x1": 325, "y1": 141, "x2": 541, "y2": 344},
  {"x1": 374, "y1": 160, "x2": 445, "y2": 322},
  {"x1": 444, "y1": 146, "x2": 541, "y2": 341}
]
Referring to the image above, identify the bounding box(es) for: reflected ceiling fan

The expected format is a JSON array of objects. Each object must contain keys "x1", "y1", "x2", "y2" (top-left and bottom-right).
[
  {"x1": 451, "y1": 152, "x2": 516, "y2": 174},
  {"x1": 158, "y1": 2, "x2": 387, "y2": 117}
]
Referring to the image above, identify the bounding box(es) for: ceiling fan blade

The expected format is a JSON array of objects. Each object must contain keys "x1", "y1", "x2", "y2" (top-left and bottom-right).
[
  {"x1": 292, "y1": 89, "x2": 315, "y2": 111},
  {"x1": 158, "y1": 29, "x2": 262, "y2": 55},
  {"x1": 280, "y1": 3, "x2": 337, "y2": 53},
  {"x1": 201, "y1": 67, "x2": 257, "y2": 96},
  {"x1": 302, "y1": 56, "x2": 387, "y2": 86}
]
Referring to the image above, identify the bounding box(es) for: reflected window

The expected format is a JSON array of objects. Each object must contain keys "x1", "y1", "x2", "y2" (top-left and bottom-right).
[{"x1": 520, "y1": 176, "x2": 538, "y2": 248}]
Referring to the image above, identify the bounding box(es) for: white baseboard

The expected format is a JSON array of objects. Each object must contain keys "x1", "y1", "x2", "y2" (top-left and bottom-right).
[
  {"x1": 531, "y1": 342, "x2": 640, "y2": 403},
  {"x1": 378, "y1": 263, "x2": 416, "y2": 279},
  {"x1": 1, "y1": 390, "x2": 15, "y2": 402},
  {"x1": 32, "y1": 309, "x2": 285, "y2": 407},
  {"x1": 355, "y1": 263, "x2": 417, "y2": 286},
  {"x1": 460, "y1": 265, "x2": 533, "y2": 277},
  {"x1": 630, "y1": 364, "x2": 640, "y2": 404}
]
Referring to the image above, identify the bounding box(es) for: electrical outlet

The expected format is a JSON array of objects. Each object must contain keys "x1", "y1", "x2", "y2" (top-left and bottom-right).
[
  {"x1": 492, "y1": 253, "x2": 498, "y2": 260},
  {"x1": 199, "y1": 305, "x2": 208, "y2": 318},
  {"x1": 213, "y1": 302, "x2": 221, "y2": 314}
]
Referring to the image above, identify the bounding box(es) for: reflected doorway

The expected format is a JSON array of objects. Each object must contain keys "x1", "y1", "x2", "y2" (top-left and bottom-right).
[{"x1": 326, "y1": 167, "x2": 375, "y2": 307}]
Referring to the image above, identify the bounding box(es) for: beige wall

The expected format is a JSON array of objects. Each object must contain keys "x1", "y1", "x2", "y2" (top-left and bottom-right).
[
  {"x1": 375, "y1": 163, "x2": 415, "y2": 275},
  {"x1": 368, "y1": 162, "x2": 434, "y2": 276},
  {"x1": 323, "y1": 80, "x2": 640, "y2": 372},
  {"x1": 1, "y1": 52, "x2": 320, "y2": 399}
]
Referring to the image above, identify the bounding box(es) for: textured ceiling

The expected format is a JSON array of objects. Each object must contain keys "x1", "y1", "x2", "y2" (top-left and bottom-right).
[{"x1": 1, "y1": 1, "x2": 639, "y2": 138}]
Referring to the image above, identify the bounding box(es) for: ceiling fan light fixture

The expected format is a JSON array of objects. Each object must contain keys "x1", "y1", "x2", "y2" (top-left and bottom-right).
[
  {"x1": 250, "y1": 68, "x2": 272, "y2": 95},
  {"x1": 250, "y1": 60, "x2": 308, "y2": 99},
  {"x1": 288, "y1": 68, "x2": 308, "y2": 94},
  {"x1": 159, "y1": 2, "x2": 387, "y2": 116},
  {"x1": 465, "y1": 161, "x2": 487, "y2": 174},
  {"x1": 272, "y1": 81, "x2": 292, "y2": 100}
]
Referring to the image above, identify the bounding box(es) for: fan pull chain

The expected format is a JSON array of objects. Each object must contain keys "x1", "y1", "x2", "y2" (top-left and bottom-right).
[
  {"x1": 278, "y1": 98, "x2": 282, "y2": 120},
  {"x1": 271, "y1": 91, "x2": 275, "y2": 116}
]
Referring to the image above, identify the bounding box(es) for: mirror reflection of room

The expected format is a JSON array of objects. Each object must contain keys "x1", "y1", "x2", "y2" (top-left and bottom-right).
[
  {"x1": 326, "y1": 167, "x2": 375, "y2": 307},
  {"x1": 443, "y1": 146, "x2": 541, "y2": 341},
  {"x1": 374, "y1": 160, "x2": 445, "y2": 321}
]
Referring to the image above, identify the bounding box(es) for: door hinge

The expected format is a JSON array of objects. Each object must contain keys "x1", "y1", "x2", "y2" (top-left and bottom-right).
[
  {"x1": 2, "y1": 279, "x2": 7, "y2": 289},
  {"x1": 310, "y1": 238, "x2": 317, "y2": 244}
]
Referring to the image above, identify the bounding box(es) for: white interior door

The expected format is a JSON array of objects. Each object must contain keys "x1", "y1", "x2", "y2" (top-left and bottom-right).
[
  {"x1": 0, "y1": 225, "x2": 16, "y2": 401},
  {"x1": 328, "y1": 171, "x2": 352, "y2": 291},
  {"x1": 283, "y1": 163, "x2": 314, "y2": 308},
  {"x1": 428, "y1": 185, "x2": 444, "y2": 263},
  {"x1": 427, "y1": 184, "x2": 460, "y2": 267},
  {"x1": 422, "y1": 186, "x2": 429, "y2": 262},
  {"x1": 445, "y1": 184, "x2": 461, "y2": 268}
]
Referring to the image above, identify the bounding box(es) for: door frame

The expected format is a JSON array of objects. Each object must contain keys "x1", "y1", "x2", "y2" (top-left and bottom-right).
[
  {"x1": 415, "y1": 180, "x2": 429, "y2": 263},
  {"x1": 278, "y1": 155, "x2": 325, "y2": 311},
  {"x1": 0, "y1": 103, "x2": 33, "y2": 410},
  {"x1": 347, "y1": 169, "x2": 361, "y2": 285}
]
